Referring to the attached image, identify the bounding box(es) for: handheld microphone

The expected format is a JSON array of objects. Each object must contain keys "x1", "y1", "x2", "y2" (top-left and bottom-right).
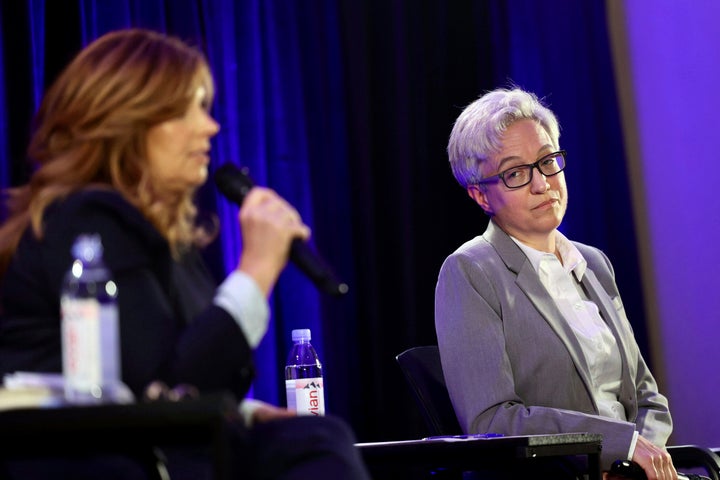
[{"x1": 214, "y1": 163, "x2": 349, "y2": 296}]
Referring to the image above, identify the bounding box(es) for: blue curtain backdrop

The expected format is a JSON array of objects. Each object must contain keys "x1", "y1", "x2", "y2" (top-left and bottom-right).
[{"x1": 0, "y1": 0, "x2": 644, "y2": 442}]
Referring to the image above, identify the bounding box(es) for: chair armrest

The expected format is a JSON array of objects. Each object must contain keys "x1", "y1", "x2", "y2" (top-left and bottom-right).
[{"x1": 668, "y1": 445, "x2": 720, "y2": 480}]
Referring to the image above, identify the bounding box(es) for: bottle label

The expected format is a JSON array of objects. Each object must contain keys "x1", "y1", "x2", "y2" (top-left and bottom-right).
[
  {"x1": 285, "y1": 377, "x2": 325, "y2": 416},
  {"x1": 61, "y1": 297, "x2": 119, "y2": 400}
]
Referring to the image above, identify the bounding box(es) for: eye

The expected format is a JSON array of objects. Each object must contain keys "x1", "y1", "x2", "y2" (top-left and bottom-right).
[
  {"x1": 504, "y1": 168, "x2": 523, "y2": 180},
  {"x1": 193, "y1": 86, "x2": 212, "y2": 111},
  {"x1": 503, "y1": 165, "x2": 529, "y2": 185},
  {"x1": 540, "y1": 156, "x2": 557, "y2": 167},
  {"x1": 539, "y1": 153, "x2": 564, "y2": 174}
]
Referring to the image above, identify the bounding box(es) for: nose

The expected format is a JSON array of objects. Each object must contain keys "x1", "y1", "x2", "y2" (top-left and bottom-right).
[
  {"x1": 203, "y1": 111, "x2": 220, "y2": 137},
  {"x1": 529, "y1": 167, "x2": 549, "y2": 193}
]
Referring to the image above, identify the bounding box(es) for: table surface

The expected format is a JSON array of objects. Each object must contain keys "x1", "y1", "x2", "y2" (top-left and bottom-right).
[
  {"x1": 357, "y1": 431, "x2": 602, "y2": 448},
  {"x1": 0, "y1": 397, "x2": 603, "y2": 480},
  {"x1": 0, "y1": 394, "x2": 240, "y2": 480},
  {"x1": 0, "y1": 393, "x2": 239, "y2": 453},
  {"x1": 357, "y1": 432, "x2": 603, "y2": 480}
]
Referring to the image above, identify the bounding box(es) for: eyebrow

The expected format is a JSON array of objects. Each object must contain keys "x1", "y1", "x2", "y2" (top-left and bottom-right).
[{"x1": 495, "y1": 144, "x2": 555, "y2": 170}]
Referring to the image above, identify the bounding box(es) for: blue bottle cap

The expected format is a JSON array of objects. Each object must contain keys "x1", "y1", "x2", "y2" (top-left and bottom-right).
[
  {"x1": 291, "y1": 329, "x2": 312, "y2": 342},
  {"x1": 72, "y1": 234, "x2": 103, "y2": 262}
]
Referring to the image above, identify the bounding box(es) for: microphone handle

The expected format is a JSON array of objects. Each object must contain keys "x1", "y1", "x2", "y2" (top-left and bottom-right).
[{"x1": 289, "y1": 238, "x2": 349, "y2": 296}]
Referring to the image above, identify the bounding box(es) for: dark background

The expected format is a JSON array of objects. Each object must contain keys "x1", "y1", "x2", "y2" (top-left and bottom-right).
[{"x1": 0, "y1": 0, "x2": 644, "y2": 443}]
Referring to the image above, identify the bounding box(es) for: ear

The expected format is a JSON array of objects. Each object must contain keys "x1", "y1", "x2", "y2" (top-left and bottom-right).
[{"x1": 467, "y1": 185, "x2": 494, "y2": 215}]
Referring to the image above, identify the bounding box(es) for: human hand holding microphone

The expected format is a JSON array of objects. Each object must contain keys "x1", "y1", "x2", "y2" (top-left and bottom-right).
[{"x1": 215, "y1": 163, "x2": 348, "y2": 297}]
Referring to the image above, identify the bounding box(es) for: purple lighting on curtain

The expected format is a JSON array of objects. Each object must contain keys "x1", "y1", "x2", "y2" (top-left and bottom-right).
[
  {"x1": 204, "y1": 14, "x2": 241, "y2": 242},
  {"x1": 27, "y1": 0, "x2": 44, "y2": 110},
  {"x1": 202, "y1": 0, "x2": 323, "y2": 405}
]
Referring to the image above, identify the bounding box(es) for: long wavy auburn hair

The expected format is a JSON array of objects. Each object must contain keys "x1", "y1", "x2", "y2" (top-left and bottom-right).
[{"x1": 0, "y1": 28, "x2": 215, "y2": 277}]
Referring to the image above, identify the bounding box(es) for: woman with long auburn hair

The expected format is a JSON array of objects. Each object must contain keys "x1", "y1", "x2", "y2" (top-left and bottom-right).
[
  {"x1": 0, "y1": 28, "x2": 212, "y2": 272},
  {"x1": 0, "y1": 29, "x2": 370, "y2": 480}
]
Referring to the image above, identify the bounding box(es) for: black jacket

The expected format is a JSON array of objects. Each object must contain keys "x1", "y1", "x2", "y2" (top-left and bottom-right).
[{"x1": 0, "y1": 189, "x2": 254, "y2": 399}]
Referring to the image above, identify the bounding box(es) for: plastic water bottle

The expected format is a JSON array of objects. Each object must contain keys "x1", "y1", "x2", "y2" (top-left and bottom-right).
[
  {"x1": 285, "y1": 328, "x2": 325, "y2": 416},
  {"x1": 60, "y1": 234, "x2": 125, "y2": 404}
]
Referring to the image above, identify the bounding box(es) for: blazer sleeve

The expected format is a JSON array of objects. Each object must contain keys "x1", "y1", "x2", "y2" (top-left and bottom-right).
[{"x1": 435, "y1": 246, "x2": 642, "y2": 471}]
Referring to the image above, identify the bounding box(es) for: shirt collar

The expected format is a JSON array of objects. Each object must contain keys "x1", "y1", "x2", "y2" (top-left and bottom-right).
[{"x1": 510, "y1": 230, "x2": 587, "y2": 281}]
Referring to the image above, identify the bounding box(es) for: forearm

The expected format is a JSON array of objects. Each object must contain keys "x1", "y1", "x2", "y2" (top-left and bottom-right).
[
  {"x1": 173, "y1": 304, "x2": 255, "y2": 398},
  {"x1": 116, "y1": 269, "x2": 256, "y2": 399},
  {"x1": 480, "y1": 402, "x2": 637, "y2": 471}
]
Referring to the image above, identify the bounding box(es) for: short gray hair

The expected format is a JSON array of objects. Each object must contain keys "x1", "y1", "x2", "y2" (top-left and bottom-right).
[{"x1": 447, "y1": 88, "x2": 560, "y2": 188}]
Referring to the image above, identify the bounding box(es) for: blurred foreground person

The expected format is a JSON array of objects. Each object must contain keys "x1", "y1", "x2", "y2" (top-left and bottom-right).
[{"x1": 0, "y1": 28, "x2": 370, "y2": 480}]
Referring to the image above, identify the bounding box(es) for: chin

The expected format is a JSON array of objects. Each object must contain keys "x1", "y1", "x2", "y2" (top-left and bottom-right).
[
  {"x1": 184, "y1": 165, "x2": 208, "y2": 187},
  {"x1": 197, "y1": 166, "x2": 209, "y2": 184}
]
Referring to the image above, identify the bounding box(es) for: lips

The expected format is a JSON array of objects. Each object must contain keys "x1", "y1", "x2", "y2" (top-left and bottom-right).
[
  {"x1": 532, "y1": 198, "x2": 558, "y2": 210},
  {"x1": 190, "y1": 150, "x2": 210, "y2": 164}
]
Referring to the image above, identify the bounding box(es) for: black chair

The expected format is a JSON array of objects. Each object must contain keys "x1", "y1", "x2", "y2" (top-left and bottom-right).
[
  {"x1": 396, "y1": 345, "x2": 462, "y2": 437},
  {"x1": 670, "y1": 446, "x2": 720, "y2": 480},
  {"x1": 395, "y1": 345, "x2": 720, "y2": 480}
]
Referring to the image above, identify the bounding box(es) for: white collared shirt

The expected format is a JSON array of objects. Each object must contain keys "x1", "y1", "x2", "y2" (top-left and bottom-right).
[{"x1": 511, "y1": 231, "x2": 628, "y2": 422}]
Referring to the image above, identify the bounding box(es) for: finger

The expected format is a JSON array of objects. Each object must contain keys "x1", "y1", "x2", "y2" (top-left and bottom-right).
[
  {"x1": 240, "y1": 186, "x2": 274, "y2": 208},
  {"x1": 243, "y1": 187, "x2": 302, "y2": 221},
  {"x1": 241, "y1": 188, "x2": 307, "y2": 231},
  {"x1": 650, "y1": 452, "x2": 676, "y2": 480},
  {"x1": 657, "y1": 449, "x2": 676, "y2": 480}
]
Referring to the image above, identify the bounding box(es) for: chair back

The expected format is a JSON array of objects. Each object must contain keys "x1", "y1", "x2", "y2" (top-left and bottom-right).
[{"x1": 395, "y1": 345, "x2": 462, "y2": 436}]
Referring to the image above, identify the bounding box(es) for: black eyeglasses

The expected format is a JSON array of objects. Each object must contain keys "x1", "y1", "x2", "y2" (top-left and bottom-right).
[{"x1": 476, "y1": 150, "x2": 567, "y2": 189}]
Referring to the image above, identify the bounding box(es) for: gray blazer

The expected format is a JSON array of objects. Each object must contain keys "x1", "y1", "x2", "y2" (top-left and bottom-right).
[{"x1": 435, "y1": 221, "x2": 672, "y2": 470}]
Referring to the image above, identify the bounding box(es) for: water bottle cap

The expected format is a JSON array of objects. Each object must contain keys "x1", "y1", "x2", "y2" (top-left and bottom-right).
[
  {"x1": 72, "y1": 234, "x2": 103, "y2": 262},
  {"x1": 291, "y1": 329, "x2": 311, "y2": 342}
]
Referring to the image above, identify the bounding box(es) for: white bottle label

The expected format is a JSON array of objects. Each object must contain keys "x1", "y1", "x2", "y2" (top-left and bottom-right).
[
  {"x1": 285, "y1": 377, "x2": 325, "y2": 416},
  {"x1": 61, "y1": 297, "x2": 119, "y2": 400}
]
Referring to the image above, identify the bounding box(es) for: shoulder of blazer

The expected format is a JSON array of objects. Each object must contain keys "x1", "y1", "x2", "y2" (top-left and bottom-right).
[
  {"x1": 479, "y1": 221, "x2": 528, "y2": 274},
  {"x1": 572, "y1": 241, "x2": 613, "y2": 276},
  {"x1": 43, "y1": 188, "x2": 170, "y2": 273},
  {"x1": 46, "y1": 189, "x2": 166, "y2": 244}
]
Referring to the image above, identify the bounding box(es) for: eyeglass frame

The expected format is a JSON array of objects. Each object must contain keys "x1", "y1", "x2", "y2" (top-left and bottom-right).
[{"x1": 474, "y1": 150, "x2": 567, "y2": 189}]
